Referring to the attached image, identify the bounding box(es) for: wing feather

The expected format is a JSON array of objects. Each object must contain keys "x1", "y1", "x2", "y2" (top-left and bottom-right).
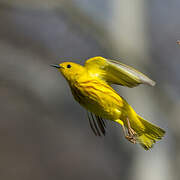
[
  {"x1": 85, "y1": 56, "x2": 156, "y2": 88},
  {"x1": 87, "y1": 112, "x2": 97, "y2": 136},
  {"x1": 87, "y1": 111, "x2": 106, "y2": 136}
]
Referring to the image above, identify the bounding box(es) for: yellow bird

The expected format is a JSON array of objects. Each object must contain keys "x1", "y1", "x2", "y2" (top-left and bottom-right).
[{"x1": 51, "y1": 56, "x2": 165, "y2": 150}]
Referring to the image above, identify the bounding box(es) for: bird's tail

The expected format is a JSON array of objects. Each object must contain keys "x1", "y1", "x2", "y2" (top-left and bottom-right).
[{"x1": 136, "y1": 115, "x2": 165, "y2": 150}]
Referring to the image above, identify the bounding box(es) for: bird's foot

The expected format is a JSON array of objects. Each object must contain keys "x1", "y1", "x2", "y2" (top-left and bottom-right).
[
  {"x1": 128, "y1": 126, "x2": 137, "y2": 137},
  {"x1": 125, "y1": 135, "x2": 136, "y2": 144},
  {"x1": 126, "y1": 117, "x2": 137, "y2": 144}
]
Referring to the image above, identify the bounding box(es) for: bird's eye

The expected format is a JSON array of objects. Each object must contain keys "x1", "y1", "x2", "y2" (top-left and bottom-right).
[{"x1": 67, "y1": 64, "x2": 71, "y2": 68}]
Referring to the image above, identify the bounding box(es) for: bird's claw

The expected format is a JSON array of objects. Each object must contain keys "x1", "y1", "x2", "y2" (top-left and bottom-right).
[
  {"x1": 125, "y1": 135, "x2": 136, "y2": 144},
  {"x1": 128, "y1": 127, "x2": 137, "y2": 137}
]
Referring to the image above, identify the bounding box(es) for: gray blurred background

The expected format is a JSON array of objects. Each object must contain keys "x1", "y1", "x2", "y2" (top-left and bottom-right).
[{"x1": 0, "y1": 0, "x2": 180, "y2": 180}]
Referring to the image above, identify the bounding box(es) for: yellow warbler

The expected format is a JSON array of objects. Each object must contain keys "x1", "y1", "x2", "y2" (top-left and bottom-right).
[{"x1": 51, "y1": 56, "x2": 165, "y2": 150}]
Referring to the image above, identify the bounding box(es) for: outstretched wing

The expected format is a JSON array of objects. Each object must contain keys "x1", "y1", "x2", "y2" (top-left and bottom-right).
[
  {"x1": 85, "y1": 56, "x2": 156, "y2": 88},
  {"x1": 87, "y1": 111, "x2": 106, "y2": 136}
]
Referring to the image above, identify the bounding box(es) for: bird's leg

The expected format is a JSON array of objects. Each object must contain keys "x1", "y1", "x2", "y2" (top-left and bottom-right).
[
  {"x1": 121, "y1": 123, "x2": 136, "y2": 144},
  {"x1": 126, "y1": 117, "x2": 137, "y2": 137},
  {"x1": 125, "y1": 117, "x2": 137, "y2": 144},
  {"x1": 121, "y1": 124, "x2": 127, "y2": 137}
]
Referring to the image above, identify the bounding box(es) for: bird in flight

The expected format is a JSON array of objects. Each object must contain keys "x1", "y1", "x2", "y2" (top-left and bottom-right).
[{"x1": 51, "y1": 56, "x2": 165, "y2": 150}]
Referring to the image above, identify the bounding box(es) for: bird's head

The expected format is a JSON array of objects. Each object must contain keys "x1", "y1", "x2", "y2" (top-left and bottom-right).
[{"x1": 51, "y1": 62, "x2": 86, "y2": 84}]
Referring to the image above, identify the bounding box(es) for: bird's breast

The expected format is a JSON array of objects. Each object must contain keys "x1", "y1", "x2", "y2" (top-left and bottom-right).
[{"x1": 70, "y1": 80, "x2": 123, "y2": 120}]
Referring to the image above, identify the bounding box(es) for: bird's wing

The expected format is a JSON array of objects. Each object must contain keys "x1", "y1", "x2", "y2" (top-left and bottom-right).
[
  {"x1": 87, "y1": 111, "x2": 106, "y2": 136},
  {"x1": 85, "y1": 56, "x2": 156, "y2": 88}
]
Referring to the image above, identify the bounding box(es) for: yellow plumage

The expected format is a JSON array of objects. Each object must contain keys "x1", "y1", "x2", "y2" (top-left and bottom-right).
[{"x1": 51, "y1": 56, "x2": 165, "y2": 150}]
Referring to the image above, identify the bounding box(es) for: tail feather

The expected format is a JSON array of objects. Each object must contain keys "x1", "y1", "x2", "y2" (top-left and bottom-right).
[{"x1": 137, "y1": 115, "x2": 165, "y2": 150}]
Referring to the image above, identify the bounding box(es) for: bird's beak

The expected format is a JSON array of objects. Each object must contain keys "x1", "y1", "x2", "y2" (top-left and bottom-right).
[{"x1": 50, "y1": 64, "x2": 62, "y2": 69}]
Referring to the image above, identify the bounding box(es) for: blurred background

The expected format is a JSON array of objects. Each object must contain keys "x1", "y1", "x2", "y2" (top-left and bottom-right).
[{"x1": 0, "y1": 0, "x2": 180, "y2": 180}]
